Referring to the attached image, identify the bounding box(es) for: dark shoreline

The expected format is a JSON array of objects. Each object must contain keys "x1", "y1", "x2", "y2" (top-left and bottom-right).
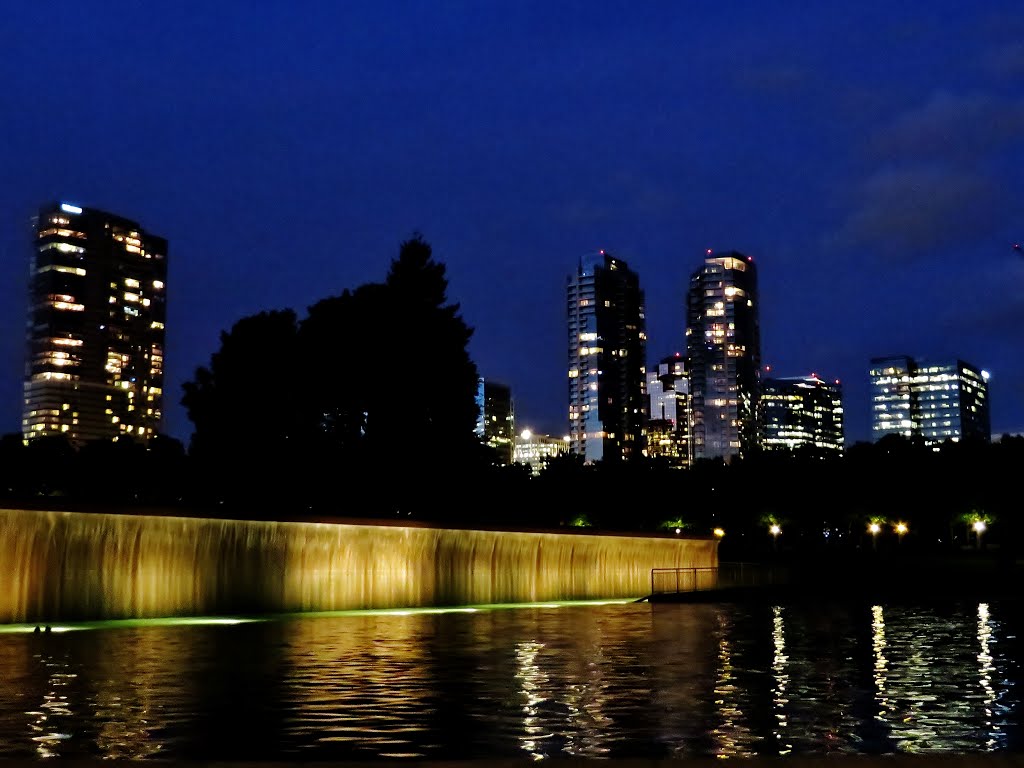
[{"x1": 652, "y1": 551, "x2": 1024, "y2": 604}]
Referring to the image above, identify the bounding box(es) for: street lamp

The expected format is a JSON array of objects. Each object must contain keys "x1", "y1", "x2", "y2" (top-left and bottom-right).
[
  {"x1": 769, "y1": 523, "x2": 781, "y2": 551},
  {"x1": 713, "y1": 527, "x2": 725, "y2": 538},
  {"x1": 868, "y1": 522, "x2": 881, "y2": 551},
  {"x1": 973, "y1": 519, "x2": 986, "y2": 550},
  {"x1": 894, "y1": 522, "x2": 908, "y2": 545}
]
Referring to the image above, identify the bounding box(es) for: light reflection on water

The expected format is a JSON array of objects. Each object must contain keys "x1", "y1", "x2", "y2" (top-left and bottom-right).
[{"x1": 0, "y1": 600, "x2": 1019, "y2": 759}]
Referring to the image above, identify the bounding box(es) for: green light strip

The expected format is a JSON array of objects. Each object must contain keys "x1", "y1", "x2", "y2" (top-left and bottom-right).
[{"x1": 0, "y1": 597, "x2": 639, "y2": 634}]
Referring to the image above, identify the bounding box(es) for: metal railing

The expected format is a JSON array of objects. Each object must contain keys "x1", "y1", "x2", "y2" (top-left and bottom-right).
[
  {"x1": 650, "y1": 562, "x2": 788, "y2": 595},
  {"x1": 650, "y1": 567, "x2": 719, "y2": 595}
]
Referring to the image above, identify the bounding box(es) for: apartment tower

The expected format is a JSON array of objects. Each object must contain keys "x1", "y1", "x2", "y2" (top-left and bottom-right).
[
  {"x1": 23, "y1": 202, "x2": 167, "y2": 444},
  {"x1": 685, "y1": 250, "x2": 760, "y2": 461}
]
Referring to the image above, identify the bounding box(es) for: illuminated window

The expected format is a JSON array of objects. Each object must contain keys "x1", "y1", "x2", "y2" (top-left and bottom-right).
[
  {"x1": 38, "y1": 228, "x2": 85, "y2": 239},
  {"x1": 49, "y1": 296, "x2": 85, "y2": 311}
]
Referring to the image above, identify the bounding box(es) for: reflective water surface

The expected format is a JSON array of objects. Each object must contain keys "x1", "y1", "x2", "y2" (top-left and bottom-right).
[{"x1": 0, "y1": 600, "x2": 1020, "y2": 759}]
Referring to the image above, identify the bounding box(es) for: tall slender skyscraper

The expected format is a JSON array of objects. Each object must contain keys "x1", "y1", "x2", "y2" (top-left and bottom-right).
[
  {"x1": 23, "y1": 202, "x2": 168, "y2": 444},
  {"x1": 567, "y1": 251, "x2": 646, "y2": 463},
  {"x1": 685, "y1": 250, "x2": 760, "y2": 461}
]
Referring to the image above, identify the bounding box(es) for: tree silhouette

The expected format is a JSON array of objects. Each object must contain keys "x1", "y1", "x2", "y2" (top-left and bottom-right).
[
  {"x1": 180, "y1": 235, "x2": 481, "y2": 518},
  {"x1": 181, "y1": 309, "x2": 301, "y2": 511}
]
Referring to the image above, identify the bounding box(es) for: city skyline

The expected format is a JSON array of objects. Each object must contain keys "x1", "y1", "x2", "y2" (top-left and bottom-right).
[{"x1": 1, "y1": 2, "x2": 1022, "y2": 446}]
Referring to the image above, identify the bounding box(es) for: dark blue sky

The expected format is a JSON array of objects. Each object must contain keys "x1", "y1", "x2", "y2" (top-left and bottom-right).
[{"x1": 2, "y1": 1, "x2": 1023, "y2": 445}]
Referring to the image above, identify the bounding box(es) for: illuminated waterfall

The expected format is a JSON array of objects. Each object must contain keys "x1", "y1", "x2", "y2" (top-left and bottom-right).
[{"x1": 0, "y1": 508, "x2": 718, "y2": 623}]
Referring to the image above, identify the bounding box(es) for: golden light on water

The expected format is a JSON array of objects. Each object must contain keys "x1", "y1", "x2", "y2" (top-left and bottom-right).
[{"x1": 771, "y1": 605, "x2": 791, "y2": 755}]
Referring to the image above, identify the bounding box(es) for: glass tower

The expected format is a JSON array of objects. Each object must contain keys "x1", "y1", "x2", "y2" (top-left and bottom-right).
[
  {"x1": 475, "y1": 378, "x2": 515, "y2": 464},
  {"x1": 23, "y1": 202, "x2": 168, "y2": 444},
  {"x1": 759, "y1": 375, "x2": 844, "y2": 454},
  {"x1": 685, "y1": 250, "x2": 761, "y2": 461},
  {"x1": 870, "y1": 356, "x2": 990, "y2": 444},
  {"x1": 645, "y1": 354, "x2": 691, "y2": 467},
  {"x1": 567, "y1": 251, "x2": 646, "y2": 463}
]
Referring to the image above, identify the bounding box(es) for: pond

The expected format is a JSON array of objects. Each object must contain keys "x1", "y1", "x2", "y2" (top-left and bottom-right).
[{"x1": 0, "y1": 598, "x2": 1019, "y2": 759}]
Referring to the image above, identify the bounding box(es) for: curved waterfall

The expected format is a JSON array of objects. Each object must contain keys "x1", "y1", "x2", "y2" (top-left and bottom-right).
[{"x1": 0, "y1": 507, "x2": 718, "y2": 623}]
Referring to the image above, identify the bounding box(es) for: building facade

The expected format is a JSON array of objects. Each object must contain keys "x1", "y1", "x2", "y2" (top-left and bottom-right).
[
  {"x1": 513, "y1": 430, "x2": 569, "y2": 475},
  {"x1": 475, "y1": 378, "x2": 515, "y2": 464},
  {"x1": 870, "y1": 356, "x2": 990, "y2": 443},
  {"x1": 567, "y1": 251, "x2": 646, "y2": 463},
  {"x1": 645, "y1": 354, "x2": 691, "y2": 467},
  {"x1": 685, "y1": 250, "x2": 761, "y2": 462},
  {"x1": 759, "y1": 374, "x2": 844, "y2": 455},
  {"x1": 23, "y1": 202, "x2": 167, "y2": 444}
]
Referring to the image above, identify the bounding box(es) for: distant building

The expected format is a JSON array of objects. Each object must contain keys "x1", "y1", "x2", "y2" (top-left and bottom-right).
[
  {"x1": 869, "y1": 356, "x2": 990, "y2": 443},
  {"x1": 475, "y1": 378, "x2": 514, "y2": 464},
  {"x1": 685, "y1": 250, "x2": 761, "y2": 462},
  {"x1": 759, "y1": 374, "x2": 844, "y2": 454},
  {"x1": 567, "y1": 251, "x2": 647, "y2": 463},
  {"x1": 23, "y1": 202, "x2": 167, "y2": 444},
  {"x1": 645, "y1": 354, "x2": 691, "y2": 467},
  {"x1": 513, "y1": 430, "x2": 569, "y2": 475}
]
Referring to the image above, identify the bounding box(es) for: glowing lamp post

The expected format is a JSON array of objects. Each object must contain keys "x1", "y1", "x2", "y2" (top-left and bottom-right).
[
  {"x1": 894, "y1": 522, "x2": 908, "y2": 546},
  {"x1": 769, "y1": 523, "x2": 781, "y2": 551},
  {"x1": 713, "y1": 528, "x2": 725, "y2": 539},
  {"x1": 973, "y1": 519, "x2": 986, "y2": 550},
  {"x1": 868, "y1": 522, "x2": 881, "y2": 551}
]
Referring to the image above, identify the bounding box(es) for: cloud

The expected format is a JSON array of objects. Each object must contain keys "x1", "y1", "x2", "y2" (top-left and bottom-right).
[
  {"x1": 836, "y1": 165, "x2": 1002, "y2": 254},
  {"x1": 832, "y1": 90, "x2": 1024, "y2": 257},
  {"x1": 983, "y1": 42, "x2": 1024, "y2": 78},
  {"x1": 871, "y1": 91, "x2": 1024, "y2": 161}
]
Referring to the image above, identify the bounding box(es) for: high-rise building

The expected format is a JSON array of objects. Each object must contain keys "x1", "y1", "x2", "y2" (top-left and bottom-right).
[
  {"x1": 870, "y1": 355, "x2": 917, "y2": 439},
  {"x1": 759, "y1": 374, "x2": 844, "y2": 455},
  {"x1": 23, "y1": 202, "x2": 167, "y2": 444},
  {"x1": 645, "y1": 354, "x2": 691, "y2": 467},
  {"x1": 567, "y1": 251, "x2": 647, "y2": 463},
  {"x1": 685, "y1": 250, "x2": 760, "y2": 462},
  {"x1": 475, "y1": 377, "x2": 514, "y2": 464},
  {"x1": 870, "y1": 356, "x2": 990, "y2": 444},
  {"x1": 513, "y1": 429, "x2": 570, "y2": 475}
]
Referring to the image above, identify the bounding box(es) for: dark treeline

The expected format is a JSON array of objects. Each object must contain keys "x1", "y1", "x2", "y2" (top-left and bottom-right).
[
  {"x1": 0, "y1": 235, "x2": 1019, "y2": 564},
  {"x1": 1, "y1": 431, "x2": 1021, "y2": 559}
]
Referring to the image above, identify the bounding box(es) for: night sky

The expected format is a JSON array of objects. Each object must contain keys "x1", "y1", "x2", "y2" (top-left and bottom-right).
[{"x1": 2, "y1": 1, "x2": 1023, "y2": 446}]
